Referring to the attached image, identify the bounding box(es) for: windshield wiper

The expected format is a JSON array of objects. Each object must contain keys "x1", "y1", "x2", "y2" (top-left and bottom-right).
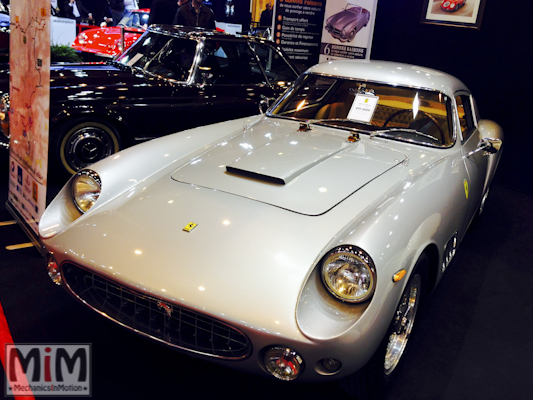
[{"x1": 370, "y1": 128, "x2": 440, "y2": 142}]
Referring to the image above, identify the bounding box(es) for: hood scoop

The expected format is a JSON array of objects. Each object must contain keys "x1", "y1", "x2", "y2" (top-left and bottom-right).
[
  {"x1": 225, "y1": 132, "x2": 348, "y2": 185},
  {"x1": 225, "y1": 167, "x2": 285, "y2": 186}
]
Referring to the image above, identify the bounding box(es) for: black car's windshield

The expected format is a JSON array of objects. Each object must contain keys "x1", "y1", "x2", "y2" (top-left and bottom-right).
[
  {"x1": 116, "y1": 32, "x2": 197, "y2": 81},
  {"x1": 270, "y1": 73, "x2": 453, "y2": 147}
]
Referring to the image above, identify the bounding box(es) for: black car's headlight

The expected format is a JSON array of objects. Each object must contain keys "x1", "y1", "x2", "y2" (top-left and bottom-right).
[
  {"x1": 71, "y1": 170, "x2": 102, "y2": 213},
  {"x1": 321, "y1": 245, "x2": 376, "y2": 303}
]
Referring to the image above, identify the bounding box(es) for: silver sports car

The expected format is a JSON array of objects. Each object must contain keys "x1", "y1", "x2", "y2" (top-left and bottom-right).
[
  {"x1": 325, "y1": 4, "x2": 371, "y2": 42},
  {"x1": 40, "y1": 60, "x2": 503, "y2": 399}
]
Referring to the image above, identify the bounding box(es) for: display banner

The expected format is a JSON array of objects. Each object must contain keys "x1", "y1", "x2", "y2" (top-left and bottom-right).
[
  {"x1": 8, "y1": 1, "x2": 50, "y2": 237},
  {"x1": 273, "y1": 0, "x2": 327, "y2": 68},
  {"x1": 319, "y1": 0, "x2": 378, "y2": 63}
]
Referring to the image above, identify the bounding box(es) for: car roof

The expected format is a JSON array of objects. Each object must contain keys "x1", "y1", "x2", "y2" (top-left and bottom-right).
[
  {"x1": 148, "y1": 25, "x2": 256, "y2": 42},
  {"x1": 307, "y1": 60, "x2": 469, "y2": 97}
]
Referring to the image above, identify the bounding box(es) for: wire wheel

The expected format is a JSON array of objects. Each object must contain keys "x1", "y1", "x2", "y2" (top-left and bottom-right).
[{"x1": 384, "y1": 273, "x2": 421, "y2": 375}]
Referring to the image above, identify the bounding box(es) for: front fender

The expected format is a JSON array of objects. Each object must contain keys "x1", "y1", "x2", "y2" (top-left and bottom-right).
[{"x1": 39, "y1": 115, "x2": 263, "y2": 239}]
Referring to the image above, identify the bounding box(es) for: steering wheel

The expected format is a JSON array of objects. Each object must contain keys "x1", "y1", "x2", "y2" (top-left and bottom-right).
[{"x1": 383, "y1": 109, "x2": 444, "y2": 139}]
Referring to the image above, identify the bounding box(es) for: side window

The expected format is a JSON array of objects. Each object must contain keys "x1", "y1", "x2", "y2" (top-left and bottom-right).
[
  {"x1": 455, "y1": 95, "x2": 476, "y2": 142},
  {"x1": 198, "y1": 40, "x2": 268, "y2": 85},
  {"x1": 144, "y1": 38, "x2": 198, "y2": 81},
  {"x1": 249, "y1": 43, "x2": 298, "y2": 82},
  {"x1": 118, "y1": 32, "x2": 173, "y2": 69}
]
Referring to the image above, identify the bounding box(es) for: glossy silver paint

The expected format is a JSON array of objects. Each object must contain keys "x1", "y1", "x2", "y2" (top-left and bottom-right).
[{"x1": 39, "y1": 60, "x2": 503, "y2": 382}]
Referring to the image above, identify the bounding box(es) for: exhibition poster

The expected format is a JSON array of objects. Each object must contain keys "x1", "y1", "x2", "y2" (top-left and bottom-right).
[
  {"x1": 319, "y1": 0, "x2": 378, "y2": 63},
  {"x1": 8, "y1": 0, "x2": 50, "y2": 236},
  {"x1": 272, "y1": 0, "x2": 327, "y2": 67}
]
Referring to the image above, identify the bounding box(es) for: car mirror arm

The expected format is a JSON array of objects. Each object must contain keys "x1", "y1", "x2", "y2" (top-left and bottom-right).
[
  {"x1": 259, "y1": 95, "x2": 275, "y2": 114},
  {"x1": 464, "y1": 137, "x2": 502, "y2": 158}
]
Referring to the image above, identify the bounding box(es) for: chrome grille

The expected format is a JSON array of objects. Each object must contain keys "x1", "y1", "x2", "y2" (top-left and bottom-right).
[{"x1": 61, "y1": 263, "x2": 251, "y2": 359}]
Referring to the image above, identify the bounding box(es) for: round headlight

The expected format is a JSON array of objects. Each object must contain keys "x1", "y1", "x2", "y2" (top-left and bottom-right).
[
  {"x1": 71, "y1": 170, "x2": 102, "y2": 213},
  {"x1": 77, "y1": 32, "x2": 88, "y2": 44},
  {"x1": 264, "y1": 346, "x2": 304, "y2": 381},
  {"x1": 321, "y1": 245, "x2": 376, "y2": 303}
]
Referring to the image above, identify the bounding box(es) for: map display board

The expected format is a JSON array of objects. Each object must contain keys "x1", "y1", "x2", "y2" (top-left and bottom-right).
[{"x1": 8, "y1": 1, "x2": 50, "y2": 236}]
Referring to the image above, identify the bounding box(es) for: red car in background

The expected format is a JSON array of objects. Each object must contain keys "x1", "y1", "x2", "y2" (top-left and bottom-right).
[
  {"x1": 72, "y1": 9, "x2": 150, "y2": 58},
  {"x1": 441, "y1": 0, "x2": 466, "y2": 12}
]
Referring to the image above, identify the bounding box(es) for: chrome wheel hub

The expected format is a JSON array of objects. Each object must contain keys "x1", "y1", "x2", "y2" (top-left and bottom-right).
[
  {"x1": 65, "y1": 127, "x2": 114, "y2": 170},
  {"x1": 384, "y1": 274, "x2": 421, "y2": 375}
]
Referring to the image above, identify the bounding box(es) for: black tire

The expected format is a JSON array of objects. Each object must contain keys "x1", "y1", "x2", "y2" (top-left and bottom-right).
[
  {"x1": 341, "y1": 253, "x2": 429, "y2": 400},
  {"x1": 52, "y1": 118, "x2": 121, "y2": 175}
]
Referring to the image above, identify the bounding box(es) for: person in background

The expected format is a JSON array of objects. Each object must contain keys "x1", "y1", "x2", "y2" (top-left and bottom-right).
[
  {"x1": 259, "y1": 2, "x2": 273, "y2": 28},
  {"x1": 124, "y1": 0, "x2": 139, "y2": 12},
  {"x1": 123, "y1": 0, "x2": 140, "y2": 25},
  {"x1": 109, "y1": 0, "x2": 125, "y2": 25},
  {"x1": 147, "y1": 0, "x2": 179, "y2": 25},
  {"x1": 173, "y1": 0, "x2": 215, "y2": 29},
  {"x1": 84, "y1": 0, "x2": 112, "y2": 26},
  {"x1": 62, "y1": 0, "x2": 91, "y2": 23}
]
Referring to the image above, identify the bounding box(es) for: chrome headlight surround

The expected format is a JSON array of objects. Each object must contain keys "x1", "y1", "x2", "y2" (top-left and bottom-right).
[
  {"x1": 320, "y1": 245, "x2": 376, "y2": 303},
  {"x1": 71, "y1": 169, "x2": 102, "y2": 214},
  {"x1": 263, "y1": 346, "x2": 304, "y2": 381}
]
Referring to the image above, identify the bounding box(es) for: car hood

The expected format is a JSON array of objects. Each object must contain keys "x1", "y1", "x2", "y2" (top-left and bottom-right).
[
  {"x1": 171, "y1": 118, "x2": 407, "y2": 215},
  {"x1": 50, "y1": 63, "x2": 140, "y2": 88},
  {"x1": 328, "y1": 9, "x2": 360, "y2": 27},
  {"x1": 42, "y1": 117, "x2": 411, "y2": 336}
]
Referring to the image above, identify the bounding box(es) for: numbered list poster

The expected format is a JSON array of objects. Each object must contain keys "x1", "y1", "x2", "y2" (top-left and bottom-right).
[{"x1": 273, "y1": 0, "x2": 326, "y2": 69}]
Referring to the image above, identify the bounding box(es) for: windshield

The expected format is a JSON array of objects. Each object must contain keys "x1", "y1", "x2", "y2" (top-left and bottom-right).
[
  {"x1": 116, "y1": 32, "x2": 198, "y2": 81},
  {"x1": 270, "y1": 73, "x2": 453, "y2": 147},
  {"x1": 346, "y1": 4, "x2": 361, "y2": 12}
]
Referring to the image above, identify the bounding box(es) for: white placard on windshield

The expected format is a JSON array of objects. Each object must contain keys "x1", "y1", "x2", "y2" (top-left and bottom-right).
[{"x1": 347, "y1": 94, "x2": 379, "y2": 123}]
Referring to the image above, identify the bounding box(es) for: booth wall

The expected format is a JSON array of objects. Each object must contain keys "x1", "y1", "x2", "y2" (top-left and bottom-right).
[{"x1": 371, "y1": 1, "x2": 532, "y2": 194}]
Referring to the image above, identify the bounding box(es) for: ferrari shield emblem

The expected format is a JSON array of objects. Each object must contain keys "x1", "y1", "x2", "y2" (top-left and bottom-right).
[
  {"x1": 183, "y1": 222, "x2": 198, "y2": 232},
  {"x1": 463, "y1": 180, "x2": 469, "y2": 199}
]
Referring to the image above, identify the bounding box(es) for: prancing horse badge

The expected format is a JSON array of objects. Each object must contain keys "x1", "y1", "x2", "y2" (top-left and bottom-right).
[{"x1": 183, "y1": 222, "x2": 198, "y2": 232}]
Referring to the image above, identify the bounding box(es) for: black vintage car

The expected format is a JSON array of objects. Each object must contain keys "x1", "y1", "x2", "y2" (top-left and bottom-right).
[{"x1": 0, "y1": 26, "x2": 299, "y2": 174}]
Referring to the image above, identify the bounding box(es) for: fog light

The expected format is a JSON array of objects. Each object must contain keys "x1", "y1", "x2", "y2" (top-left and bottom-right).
[
  {"x1": 46, "y1": 253, "x2": 62, "y2": 285},
  {"x1": 316, "y1": 358, "x2": 342, "y2": 375},
  {"x1": 264, "y1": 346, "x2": 304, "y2": 381}
]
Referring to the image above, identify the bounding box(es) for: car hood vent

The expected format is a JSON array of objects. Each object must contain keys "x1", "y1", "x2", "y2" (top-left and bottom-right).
[
  {"x1": 171, "y1": 118, "x2": 407, "y2": 215},
  {"x1": 223, "y1": 131, "x2": 349, "y2": 185},
  {"x1": 225, "y1": 167, "x2": 286, "y2": 186}
]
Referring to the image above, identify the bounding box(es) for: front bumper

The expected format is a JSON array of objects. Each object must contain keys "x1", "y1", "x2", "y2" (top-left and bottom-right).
[{"x1": 47, "y1": 254, "x2": 387, "y2": 384}]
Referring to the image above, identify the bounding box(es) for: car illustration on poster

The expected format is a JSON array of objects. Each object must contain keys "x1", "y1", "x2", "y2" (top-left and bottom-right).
[
  {"x1": 40, "y1": 60, "x2": 503, "y2": 399},
  {"x1": 325, "y1": 4, "x2": 370, "y2": 43},
  {"x1": 72, "y1": 9, "x2": 150, "y2": 58},
  {"x1": 441, "y1": 0, "x2": 467, "y2": 12}
]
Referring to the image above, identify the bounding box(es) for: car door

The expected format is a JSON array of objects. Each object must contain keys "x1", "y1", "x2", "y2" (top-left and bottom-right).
[
  {"x1": 142, "y1": 36, "x2": 205, "y2": 133},
  {"x1": 458, "y1": 93, "x2": 488, "y2": 225},
  {"x1": 189, "y1": 38, "x2": 284, "y2": 126},
  {"x1": 116, "y1": 34, "x2": 201, "y2": 140}
]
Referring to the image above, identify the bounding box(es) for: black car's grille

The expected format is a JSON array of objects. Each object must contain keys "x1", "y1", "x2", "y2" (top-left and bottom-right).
[{"x1": 61, "y1": 263, "x2": 251, "y2": 360}]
